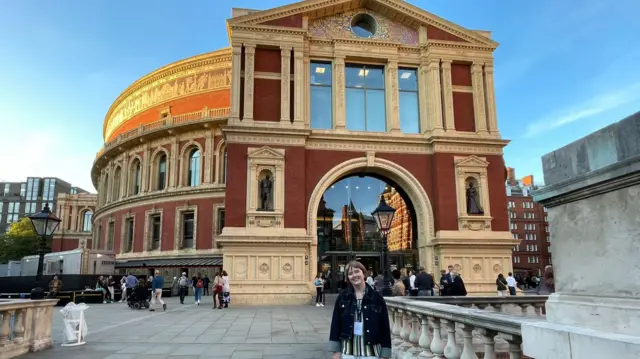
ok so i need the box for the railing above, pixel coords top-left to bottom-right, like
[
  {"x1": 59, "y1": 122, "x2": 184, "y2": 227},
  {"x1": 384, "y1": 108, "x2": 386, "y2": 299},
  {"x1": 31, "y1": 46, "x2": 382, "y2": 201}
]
[
  {"x1": 96, "y1": 106, "x2": 230, "y2": 159},
  {"x1": 385, "y1": 296, "x2": 548, "y2": 359},
  {"x1": 0, "y1": 299, "x2": 58, "y2": 359}
]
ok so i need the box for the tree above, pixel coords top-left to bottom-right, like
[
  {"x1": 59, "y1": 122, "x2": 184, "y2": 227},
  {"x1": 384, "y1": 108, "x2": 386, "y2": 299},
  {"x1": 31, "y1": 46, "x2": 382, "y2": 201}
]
[{"x1": 0, "y1": 217, "x2": 50, "y2": 264}]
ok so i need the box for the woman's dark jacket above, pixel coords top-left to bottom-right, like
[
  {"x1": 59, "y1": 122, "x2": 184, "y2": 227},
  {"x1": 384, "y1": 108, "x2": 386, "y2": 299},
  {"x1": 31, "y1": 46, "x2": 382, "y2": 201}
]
[
  {"x1": 328, "y1": 284, "x2": 392, "y2": 358},
  {"x1": 448, "y1": 276, "x2": 467, "y2": 296},
  {"x1": 496, "y1": 278, "x2": 507, "y2": 291}
]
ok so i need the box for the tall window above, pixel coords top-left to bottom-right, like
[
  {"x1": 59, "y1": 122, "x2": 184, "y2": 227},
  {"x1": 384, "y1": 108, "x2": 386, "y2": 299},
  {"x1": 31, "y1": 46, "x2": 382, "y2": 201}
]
[
  {"x1": 20, "y1": 184, "x2": 26, "y2": 198},
  {"x1": 151, "y1": 215, "x2": 161, "y2": 250},
  {"x1": 112, "y1": 167, "x2": 121, "y2": 200},
  {"x1": 221, "y1": 149, "x2": 227, "y2": 184},
  {"x1": 398, "y1": 68, "x2": 420, "y2": 133},
  {"x1": 82, "y1": 211, "x2": 93, "y2": 232},
  {"x1": 107, "y1": 222, "x2": 115, "y2": 251},
  {"x1": 188, "y1": 149, "x2": 201, "y2": 187},
  {"x1": 182, "y1": 211, "x2": 195, "y2": 248},
  {"x1": 125, "y1": 218, "x2": 134, "y2": 252},
  {"x1": 6, "y1": 202, "x2": 20, "y2": 224},
  {"x1": 42, "y1": 179, "x2": 50, "y2": 201},
  {"x1": 26, "y1": 179, "x2": 33, "y2": 200},
  {"x1": 157, "y1": 155, "x2": 167, "y2": 190},
  {"x1": 310, "y1": 62, "x2": 333, "y2": 129},
  {"x1": 345, "y1": 64, "x2": 386, "y2": 132},
  {"x1": 217, "y1": 208, "x2": 225, "y2": 235},
  {"x1": 132, "y1": 161, "x2": 141, "y2": 195},
  {"x1": 4, "y1": 184, "x2": 10, "y2": 196}
]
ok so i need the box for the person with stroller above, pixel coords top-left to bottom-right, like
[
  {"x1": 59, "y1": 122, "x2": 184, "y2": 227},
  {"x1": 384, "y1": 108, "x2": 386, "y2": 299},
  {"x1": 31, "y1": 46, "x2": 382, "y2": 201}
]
[{"x1": 128, "y1": 278, "x2": 150, "y2": 310}]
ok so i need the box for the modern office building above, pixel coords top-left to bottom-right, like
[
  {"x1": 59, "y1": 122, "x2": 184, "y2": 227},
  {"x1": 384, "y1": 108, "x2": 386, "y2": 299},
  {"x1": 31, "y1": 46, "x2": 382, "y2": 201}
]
[
  {"x1": 91, "y1": 0, "x2": 516, "y2": 304},
  {"x1": 0, "y1": 177, "x2": 88, "y2": 233},
  {"x1": 505, "y1": 168, "x2": 552, "y2": 276}
]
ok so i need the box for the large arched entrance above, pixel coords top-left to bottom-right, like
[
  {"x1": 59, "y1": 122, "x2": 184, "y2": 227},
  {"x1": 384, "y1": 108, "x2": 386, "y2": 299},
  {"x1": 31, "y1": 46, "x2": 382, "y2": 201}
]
[{"x1": 307, "y1": 156, "x2": 435, "y2": 292}]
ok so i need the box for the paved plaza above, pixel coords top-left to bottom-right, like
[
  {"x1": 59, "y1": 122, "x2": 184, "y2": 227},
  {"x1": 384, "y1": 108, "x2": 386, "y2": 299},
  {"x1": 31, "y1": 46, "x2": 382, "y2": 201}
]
[{"x1": 22, "y1": 297, "x2": 335, "y2": 359}]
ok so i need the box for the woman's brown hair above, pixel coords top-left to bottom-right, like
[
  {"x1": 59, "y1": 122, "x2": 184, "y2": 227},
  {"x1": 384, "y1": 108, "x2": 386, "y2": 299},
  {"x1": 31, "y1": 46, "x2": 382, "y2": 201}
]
[{"x1": 344, "y1": 261, "x2": 367, "y2": 285}]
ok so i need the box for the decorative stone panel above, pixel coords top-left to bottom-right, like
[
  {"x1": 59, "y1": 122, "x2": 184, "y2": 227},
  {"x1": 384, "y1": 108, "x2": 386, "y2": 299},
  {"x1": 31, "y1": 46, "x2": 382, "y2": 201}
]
[
  {"x1": 454, "y1": 155, "x2": 492, "y2": 231},
  {"x1": 246, "y1": 146, "x2": 285, "y2": 228}
]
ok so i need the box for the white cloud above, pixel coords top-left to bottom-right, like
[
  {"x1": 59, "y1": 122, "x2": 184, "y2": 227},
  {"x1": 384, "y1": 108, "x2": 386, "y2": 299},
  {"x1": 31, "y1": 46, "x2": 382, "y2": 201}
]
[{"x1": 523, "y1": 82, "x2": 640, "y2": 138}]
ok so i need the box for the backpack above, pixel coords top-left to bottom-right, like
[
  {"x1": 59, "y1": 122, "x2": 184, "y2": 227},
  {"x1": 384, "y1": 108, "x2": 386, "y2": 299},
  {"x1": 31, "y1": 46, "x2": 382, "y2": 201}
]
[
  {"x1": 196, "y1": 279, "x2": 204, "y2": 288},
  {"x1": 179, "y1": 277, "x2": 188, "y2": 286}
]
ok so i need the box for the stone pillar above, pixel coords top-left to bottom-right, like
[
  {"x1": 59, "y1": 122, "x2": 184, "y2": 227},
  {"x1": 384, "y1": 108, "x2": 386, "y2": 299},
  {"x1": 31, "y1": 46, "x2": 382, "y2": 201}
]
[
  {"x1": 169, "y1": 136, "x2": 179, "y2": 188},
  {"x1": 385, "y1": 60, "x2": 401, "y2": 133},
  {"x1": 280, "y1": 46, "x2": 291, "y2": 123},
  {"x1": 120, "y1": 152, "x2": 129, "y2": 197},
  {"x1": 417, "y1": 58, "x2": 429, "y2": 134},
  {"x1": 471, "y1": 63, "x2": 488, "y2": 134},
  {"x1": 141, "y1": 143, "x2": 150, "y2": 192},
  {"x1": 229, "y1": 44, "x2": 242, "y2": 123},
  {"x1": 483, "y1": 63, "x2": 499, "y2": 134},
  {"x1": 204, "y1": 132, "x2": 213, "y2": 184},
  {"x1": 293, "y1": 47, "x2": 304, "y2": 127},
  {"x1": 523, "y1": 112, "x2": 640, "y2": 358},
  {"x1": 441, "y1": 60, "x2": 455, "y2": 131},
  {"x1": 105, "y1": 165, "x2": 113, "y2": 204},
  {"x1": 333, "y1": 56, "x2": 346, "y2": 130},
  {"x1": 70, "y1": 203, "x2": 79, "y2": 231},
  {"x1": 303, "y1": 54, "x2": 311, "y2": 127},
  {"x1": 425, "y1": 59, "x2": 444, "y2": 133},
  {"x1": 243, "y1": 44, "x2": 255, "y2": 123}
]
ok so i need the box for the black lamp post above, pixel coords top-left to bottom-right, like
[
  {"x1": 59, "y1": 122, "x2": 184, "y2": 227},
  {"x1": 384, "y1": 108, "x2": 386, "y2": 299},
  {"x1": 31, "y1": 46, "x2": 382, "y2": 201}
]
[
  {"x1": 27, "y1": 203, "x2": 61, "y2": 300},
  {"x1": 371, "y1": 195, "x2": 395, "y2": 297}
]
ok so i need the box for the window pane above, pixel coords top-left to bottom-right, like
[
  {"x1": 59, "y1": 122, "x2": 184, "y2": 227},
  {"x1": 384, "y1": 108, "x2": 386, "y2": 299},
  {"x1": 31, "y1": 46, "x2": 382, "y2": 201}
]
[
  {"x1": 399, "y1": 91, "x2": 420, "y2": 134},
  {"x1": 346, "y1": 88, "x2": 366, "y2": 131},
  {"x1": 310, "y1": 86, "x2": 333, "y2": 129},
  {"x1": 311, "y1": 63, "x2": 332, "y2": 85},
  {"x1": 189, "y1": 150, "x2": 201, "y2": 186},
  {"x1": 345, "y1": 66, "x2": 365, "y2": 88},
  {"x1": 398, "y1": 69, "x2": 417, "y2": 91},
  {"x1": 365, "y1": 89, "x2": 386, "y2": 132},
  {"x1": 365, "y1": 67, "x2": 384, "y2": 89}
]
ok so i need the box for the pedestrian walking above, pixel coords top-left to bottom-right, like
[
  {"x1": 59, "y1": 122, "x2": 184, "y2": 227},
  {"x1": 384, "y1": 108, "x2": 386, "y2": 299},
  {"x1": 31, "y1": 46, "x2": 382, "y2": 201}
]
[{"x1": 150, "y1": 270, "x2": 167, "y2": 312}]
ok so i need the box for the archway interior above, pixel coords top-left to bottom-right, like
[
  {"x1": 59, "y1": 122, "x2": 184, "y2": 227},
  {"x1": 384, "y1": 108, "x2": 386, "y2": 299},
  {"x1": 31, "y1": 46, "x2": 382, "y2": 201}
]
[{"x1": 316, "y1": 172, "x2": 419, "y2": 291}]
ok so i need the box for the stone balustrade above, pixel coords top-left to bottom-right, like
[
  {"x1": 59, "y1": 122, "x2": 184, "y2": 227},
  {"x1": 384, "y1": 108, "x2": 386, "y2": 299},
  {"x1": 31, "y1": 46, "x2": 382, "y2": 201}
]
[
  {"x1": 385, "y1": 296, "x2": 549, "y2": 359},
  {"x1": 0, "y1": 299, "x2": 58, "y2": 359}
]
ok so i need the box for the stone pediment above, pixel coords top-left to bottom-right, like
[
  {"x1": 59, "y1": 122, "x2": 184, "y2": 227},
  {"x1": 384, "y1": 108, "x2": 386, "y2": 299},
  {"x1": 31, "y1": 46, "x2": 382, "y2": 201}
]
[
  {"x1": 455, "y1": 155, "x2": 490, "y2": 168},
  {"x1": 247, "y1": 146, "x2": 285, "y2": 160},
  {"x1": 228, "y1": 0, "x2": 497, "y2": 47}
]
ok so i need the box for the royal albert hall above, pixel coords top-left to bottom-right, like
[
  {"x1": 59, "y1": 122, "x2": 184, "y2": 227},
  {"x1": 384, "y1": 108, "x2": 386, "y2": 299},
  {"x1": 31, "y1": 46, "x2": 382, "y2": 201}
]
[{"x1": 91, "y1": 0, "x2": 516, "y2": 304}]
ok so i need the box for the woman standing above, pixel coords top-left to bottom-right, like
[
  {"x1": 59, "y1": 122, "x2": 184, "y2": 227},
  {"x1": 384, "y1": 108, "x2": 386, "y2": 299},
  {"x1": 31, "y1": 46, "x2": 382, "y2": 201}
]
[
  {"x1": 218, "y1": 270, "x2": 230, "y2": 309},
  {"x1": 314, "y1": 273, "x2": 325, "y2": 307},
  {"x1": 496, "y1": 273, "x2": 508, "y2": 297},
  {"x1": 328, "y1": 261, "x2": 391, "y2": 359},
  {"x1": 211, "y1": 272, "x2": 222, "y2": 309}
]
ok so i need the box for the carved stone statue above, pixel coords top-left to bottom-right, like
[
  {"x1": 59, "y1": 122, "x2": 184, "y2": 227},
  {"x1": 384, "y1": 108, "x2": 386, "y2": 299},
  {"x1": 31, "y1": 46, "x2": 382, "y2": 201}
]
[
  {"x1": 466, "y1": 182, "x2": 484, "y2": 215},
  {"x1": 259, "y1": 174, "x2": 273, "y2": 211}
]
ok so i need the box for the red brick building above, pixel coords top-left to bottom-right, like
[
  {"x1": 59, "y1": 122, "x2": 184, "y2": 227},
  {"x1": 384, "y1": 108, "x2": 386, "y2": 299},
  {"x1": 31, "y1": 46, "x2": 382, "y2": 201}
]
[
  {"x1": 506, "y1": 168, "x2": 552, "y2": 276},
  {"x1": 91, "y1": 0, "x2": 517, "y2": 303}
]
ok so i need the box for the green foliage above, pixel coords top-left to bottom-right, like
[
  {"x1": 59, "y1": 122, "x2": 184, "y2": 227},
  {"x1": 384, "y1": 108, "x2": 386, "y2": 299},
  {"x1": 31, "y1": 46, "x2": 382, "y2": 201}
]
[{"x1": 0, "y1": 217, "x2": 49, "y2": 264}]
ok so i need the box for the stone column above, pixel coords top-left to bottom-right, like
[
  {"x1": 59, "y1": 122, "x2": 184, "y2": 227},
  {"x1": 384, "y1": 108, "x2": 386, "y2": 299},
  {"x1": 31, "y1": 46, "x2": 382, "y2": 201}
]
[
  {"x1": 483, "y1": 63, "x2": 498, "y2": 134},
  {"x1": 523, "y1": 112, "x2": 640, "y2": 358},
  {"x1": 441, "y1": 60, "x2": 455, "y2": 131},
  {"x1": 204, "y1": 132, "x2": 213, "y2": 184},
  {"x1": 141, "y1": 143, "x2": 150, "y2": 192},
  {"x1": 243, "y1": 44, "x2": 255, "y2": 122},
  {"x1": 303, "y1": 54, "x2": 311, "y2": 127},
  {"x1": 333, "y1": 56, "x2": 346, "y2": 130},
  {"x1": 229, "y1": 44, "x2": 242, "y2": 123},
  {"x1": 426, "y1": 59, "x2": 444, "y2": 133},
  {"x1": 70, "y1": 203, "x2": 79, "y2": 232},
  {"x1": 280, "y1": 46, "x2": 291, "y2": 123},
  {"x1": 471, "y1": 63, "x2": 488, "y2": 134},
  {"x1": 386, "y1": 60, "x2": 401, "y2": 133},
  {"x1": 169, "y1": 136, "x2": 179, "y2": 188},
  {"x1": 105, "y1": 165, "x2": 113, "y2": 204},
  {"x1": 293, "y1": 47, "x2": 304, "y2": 127},
  {"x1": 120, "y1": 152, "x2": 129, "y2": 197},
  {"x1": 418, "y1": 58, "x2": 429, "y2": 134}
]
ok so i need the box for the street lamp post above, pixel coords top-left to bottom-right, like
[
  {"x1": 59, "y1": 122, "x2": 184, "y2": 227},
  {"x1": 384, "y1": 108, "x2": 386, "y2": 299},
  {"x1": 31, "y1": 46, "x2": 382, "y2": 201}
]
[
  {"x1": 27, "y1": 203, "x2": 61, "y2": 300},
  {"x1": 371, "y1": 195, "x2": 396, "y2": 297}
]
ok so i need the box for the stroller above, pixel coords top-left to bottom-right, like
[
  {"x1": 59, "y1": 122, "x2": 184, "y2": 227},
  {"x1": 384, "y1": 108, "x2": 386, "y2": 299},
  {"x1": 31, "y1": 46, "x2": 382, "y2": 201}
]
[{"x1": 127, "y1": 284, "x2": 150, "y2": 310}]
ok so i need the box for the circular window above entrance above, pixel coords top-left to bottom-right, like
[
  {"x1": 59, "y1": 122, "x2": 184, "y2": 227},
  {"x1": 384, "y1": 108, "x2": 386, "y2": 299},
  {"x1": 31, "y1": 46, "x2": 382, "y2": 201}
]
[{"x1": 350, "y1": 13, "x2": 378, "y2": 38}]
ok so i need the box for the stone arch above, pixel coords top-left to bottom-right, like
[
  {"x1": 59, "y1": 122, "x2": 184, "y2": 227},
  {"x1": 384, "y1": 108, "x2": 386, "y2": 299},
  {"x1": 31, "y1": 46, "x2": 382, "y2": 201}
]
[
  {"x1": 149, "y1": 146, "x2": 170, "y2": 191},
  {"x1": 179, "y1": 140, "x2": 204, "y2": 186},
  {"x1": 307, "y1": 156, "x2": 435, "y2": 264},
  {"x1": 214, "y1": 139, "x2": 227, "y2": 184},
  {"x1": 128, "y1": 155, "x2": 143, "y2": 195}
]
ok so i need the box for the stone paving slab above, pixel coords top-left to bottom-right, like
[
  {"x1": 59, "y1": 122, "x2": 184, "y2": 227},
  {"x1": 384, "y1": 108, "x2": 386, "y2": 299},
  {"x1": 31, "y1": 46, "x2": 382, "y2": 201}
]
[{"x1": 22, "y1": 297, "x2": 335, "y2": 359}]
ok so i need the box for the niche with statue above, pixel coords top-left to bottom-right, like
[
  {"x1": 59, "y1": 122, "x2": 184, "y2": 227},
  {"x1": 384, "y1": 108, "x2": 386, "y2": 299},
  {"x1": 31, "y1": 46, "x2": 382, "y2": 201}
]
[
  {"x1": 454, "y1": 156, "x2": 492, "y2": 231},
  {"x1": 246, "y1": 146, "x2": 285, "y2": 228}
]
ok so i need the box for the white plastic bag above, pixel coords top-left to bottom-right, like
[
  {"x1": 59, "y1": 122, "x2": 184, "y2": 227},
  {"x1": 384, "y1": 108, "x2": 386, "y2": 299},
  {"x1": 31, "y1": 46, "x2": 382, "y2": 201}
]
[{"x1": 60, "y1": 302, "x2": 89, "y2": 344}]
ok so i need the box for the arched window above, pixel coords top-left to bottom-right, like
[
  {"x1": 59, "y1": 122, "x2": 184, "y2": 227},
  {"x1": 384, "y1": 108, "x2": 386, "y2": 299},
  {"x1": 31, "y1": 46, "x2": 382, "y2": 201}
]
[
  {"x1": 222, "y1": 148, "x2": 227, "y2": 184},
  {"x1": 82, "y1": 210, "x2": 93, "y2": 232},
  {"x1": 157, "y1": 154, "x2": 167, "y2": 190},
  {"x1": 131, "y1": 160, "x2": 142, "y2": 195},
  {"x1": 112, "y1": 167, "x2": 121, "y2": 201},
  {"x1": 188, "y1": 148, "x2": 201, "y2": 186}
]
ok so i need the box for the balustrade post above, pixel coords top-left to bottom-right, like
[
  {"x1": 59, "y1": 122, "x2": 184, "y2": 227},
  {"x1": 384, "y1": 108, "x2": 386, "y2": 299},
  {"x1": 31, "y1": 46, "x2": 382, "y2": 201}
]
[
  {"x1": 429, "y1": 317, "x2": 445, "y2": 359},
  {"x1": 417, "y1": 314, "x2": 433, "y2": 358},
  {"x1": 519, "y1": 304, "x2": 530, "y2": 315},
  {"x1": 533, "y1": 303, "x2": 544, "y2": 316},
  {"x1": 441, "y1": 319, "x2": 461, "y2": 359},
  {"x1": 0, "y1": 310, "x2": 12, "y2": 345},
  {"x1": 476, "y1": 328, "x2": 497, "y2": 359},
  {"x1": 491, "y1": 304, "x2": 502, "y2": 313},
  {"x1": 400, "y1": 310, "x2": 412, "y2": 350},
  {"x1": 499, "y1": 333, "x2": 523, "y2": 359},
  {"x1": 405, "y1": 313, "x2": 420, "y2": 357},
  {"x1": 13, "y1": 309, "x2": 25, "y2": 342},
  {"x1": 392, "y1": 308, "x2": 403, "y2": 345},
  {"x1": 459, "y1": 324, "x2": 477, "y2": 359}
]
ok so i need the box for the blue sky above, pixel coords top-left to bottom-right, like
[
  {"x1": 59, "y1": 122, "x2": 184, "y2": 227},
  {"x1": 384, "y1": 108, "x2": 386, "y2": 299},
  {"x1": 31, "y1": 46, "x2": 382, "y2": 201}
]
[{"x1": 1, "y1": 0, "x2": 639, "y2": 192}]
